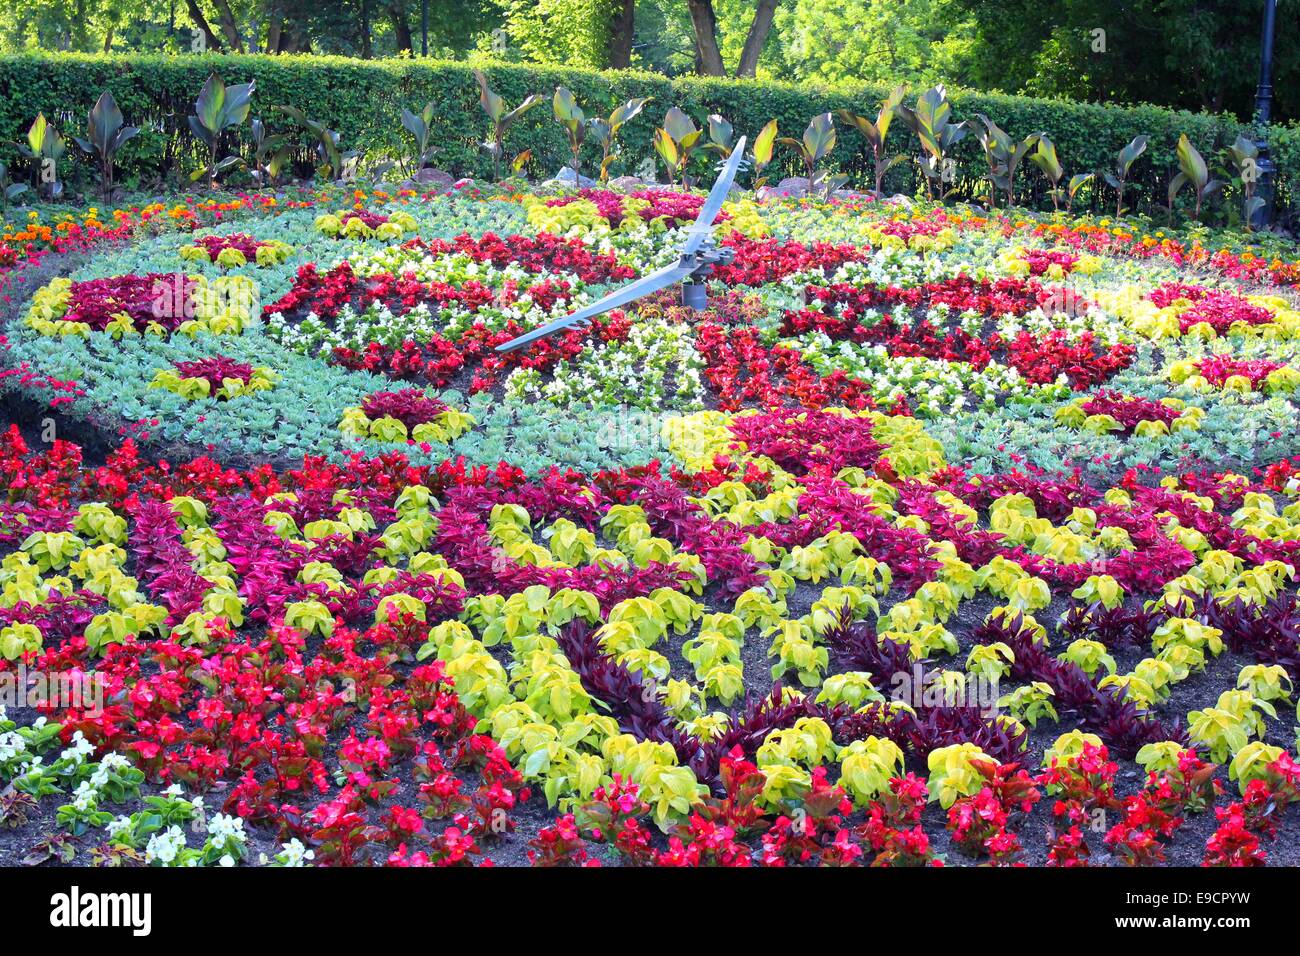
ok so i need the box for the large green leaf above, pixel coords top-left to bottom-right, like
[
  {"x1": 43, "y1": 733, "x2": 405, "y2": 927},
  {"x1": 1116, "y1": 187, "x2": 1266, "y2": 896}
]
[
  {"x1": 553, "y1": 86, "x2": 580, "y2": 123},
  {"x1": 194, "y1": 74, "x2": 226, "y2": 137},
  {"x1": 610, "y1": 97, "x2": 649, "y2": 131},
  {"x1": 752, "y1": 118, "x2": 778, "y2": 166},
  {"x1": 1168, "y1": 170, "x2": 1188, "y2": 205},
  {"x1": 88, "y1": 90, "x2": 124, "y2": 157},
  {"x1": 663, "y1": 107, "x2": 697, "y2": 145},
  {"x1": 26, "y1": 112, "x2": 49, "y2": 155},
  {"x1": 474, "y1": 70, "x2": 505, "y2": 122},
  {"x1": 1176, "y1": 134, "x2": 1208, "y2": 191},
  {"x1": 502, "y1": 94, "x2": 543, "y2": 130},
  {"x1": 221, "y1": 81, "x2": 255, "y2": 127},
  {"x1": 1119, "y1": 135, "x2": 1148, "y2": 173},
  {"x1": 400, "y1": 107, "x2": 428, "y2": 142},
  {"x1": 1030, "y1": 135, "x2": 1063, "y2": 183},
  {"x1": 653, "y1": 127, "x2": 678, "y2": 168},
  {"x1": 707, "y1": 114, "x2": 733, "y2": 151},
  {"x1": 837, "y1": 111, "x2": 882, "y2": 151},
  {"x1": 802, "y1": 112, "x2": 836, "y2": 163},
  {"x1": 876, "y1": 84, "x2": 907, "y2": 142}
]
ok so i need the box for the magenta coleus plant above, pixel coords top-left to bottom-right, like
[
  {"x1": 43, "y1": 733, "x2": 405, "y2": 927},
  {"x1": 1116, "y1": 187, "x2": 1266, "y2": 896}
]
[
  {"x1": 359, "y1": 389, "x2": 450, "y2": 429},
  {"x1": 1079, "y1": 391, "x2": 1182, "y2": 429}
]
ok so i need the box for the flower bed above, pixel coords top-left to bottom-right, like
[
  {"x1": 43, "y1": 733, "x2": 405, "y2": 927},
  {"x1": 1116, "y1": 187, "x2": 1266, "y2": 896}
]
[{"x1": 2, "y1": 183, "x2": 1300, "y2": 868}]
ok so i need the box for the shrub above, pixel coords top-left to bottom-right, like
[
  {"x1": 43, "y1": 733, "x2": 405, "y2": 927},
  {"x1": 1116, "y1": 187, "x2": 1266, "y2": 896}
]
[{"x1": 0, "y1": 51, "x2": 1268, "y2": 217}]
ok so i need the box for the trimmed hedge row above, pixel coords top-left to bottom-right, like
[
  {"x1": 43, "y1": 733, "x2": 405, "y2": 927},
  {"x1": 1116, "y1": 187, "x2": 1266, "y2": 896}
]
[{"x1": 0, "y1": 51, "x2": 1295, "y2": 219}]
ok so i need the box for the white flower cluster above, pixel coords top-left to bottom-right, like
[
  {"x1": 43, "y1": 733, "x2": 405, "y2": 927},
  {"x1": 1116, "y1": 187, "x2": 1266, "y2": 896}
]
[
  {"x1": 145, "y1": 825, "x2": 188, "y2": 865},
  {"x1": 794, "y1": 332, "x2": 1063, "y2": 417},
  {"x1": 995, "y1": 303, "x2": 1131, "y2": 346},
  {"x1": 259, "y1": 838, "x2": 315, "y2": 867},
  {"x1": 87, "y1": 751, "x2": 131, "y2": 788},
  {"x1": 0, "y1": 730, "x2": 27, "y2": 771},
  {"x1": 504, "y1": 316, "x2": 704, "y2": 411},
  {"x1": 58, "y1": 730, "x2": 96, "y2": 766},
  {"x1": 206, "y1": 812, "x2": 247, "y2": 853}
]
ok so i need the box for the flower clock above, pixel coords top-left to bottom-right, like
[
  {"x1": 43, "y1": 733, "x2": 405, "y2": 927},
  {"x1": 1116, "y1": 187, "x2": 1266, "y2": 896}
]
[{"x1": 1, "y1": 182, "x2": 1300, "y2": 868}]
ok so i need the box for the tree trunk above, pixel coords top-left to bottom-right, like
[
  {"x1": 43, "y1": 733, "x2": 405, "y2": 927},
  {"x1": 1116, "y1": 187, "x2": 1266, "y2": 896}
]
[
  {"x1": 735, "y1": 0, "x2": 778, "y2": 77},
  {"x1": 211, "y1": 0, "x2": 245, "y2": 52},
  {"x1": 281, "y1": 19, "x2": 310, "y2": 53},
  {"x1": 389, "y1": 2, "x2": 413, "y2": 52},
  {"x1": 360, "y1": 0, "x2": 373, "y2": 58},
  {"x1": 266, "y1": 17, "x2": 282, "y2": 52},
  {"x1": 184, "y1": 0, "x2": 223, "y2": 51},
  {"x1": 71, "y1": 0, "x2": 90, "y2": 50},
  {"x1": 103, "y1": 24, "x2": 115, "y2": 52},
  {"x1": 608, "y1": 0, "x2": 634, "y2": 69},
  {"x1": 685, "y1": 0, "x2": 726, "y2": 75}
]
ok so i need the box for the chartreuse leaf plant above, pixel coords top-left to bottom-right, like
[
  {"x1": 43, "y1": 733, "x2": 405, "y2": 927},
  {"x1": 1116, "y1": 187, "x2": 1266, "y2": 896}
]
[
  {"x1": 927, "y1": 743, "x2": 997, "y2": 809},
  {"x1": 1060, "y1": 639, "x2": 1116, "y2": 678},
  {"x1": 838, "y1": 736, "x2": 905, "y2": 805},
  {"x1": 966, "y1": 642, "x2": 1014, "y2": 683},
  {"x1": 766, "y1": 619, "x2": 829, "y2": 687},
  {"x1": 1186, "y1": 689, "x2": 1276, "y2": 763},
  {"x1": 1236, "y1": 664, "x2": 1293, "y2": 705},
  {"x1": 1228, "y1": 741, "x2": 1286, "y2": 795},
  {"x1": 998, "y1": 682, "x2": 1059, "y2": 728},
  {"x1": 603, "y1": 735, "x2": 705, "y2": 830}
]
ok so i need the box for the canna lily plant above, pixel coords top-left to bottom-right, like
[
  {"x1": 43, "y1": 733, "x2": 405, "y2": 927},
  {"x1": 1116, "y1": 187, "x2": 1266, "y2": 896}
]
[
  {"x1": 188, "y1": 73, "x2": 255, "y2": 188},
  {"x1": 18, "y1": 112, "x2": 65, "y2": 199},
  {"x1": 275, "y1": 106, "x2": 359, "y2": 182},
  {"x1": 653, "y1": 107, "x2": 704, "y2": 186},
  {"x1": 72, "y1": 90, "x2": 139, "y2": 199},
  {"x1": 898, "y1": 85, "x2": 968, "y2": 201},
  {"x1": 837, "y1": 84, "x2": 907, "y2": 200},
  {"x1": 1168, "y1": 133, "x2": 1222, "y2": 222},
  {"x1": 585, "y1": 96, "x2": 650, "y2": 182},
  {"x1": 780, "y1": 112, "x2": 844, "y2": 198},
  {"x1": 1224, "y1": 134, "x2": 1266, "y2": 228},
  {"x1": 248, "y1": 117, "x2": 289, "y2": 188},
  {"x1": 552, "y1": 87, "x2": 587, "y2": 188},
  {"x1": 973, "y1": 114, "x2": 1039, "y2": 209},
  {"x1": 399, "y1": 99, "x2": 440, "y2": 175},
  {"x1": 1103, "y1": 134, "x2": 1148, "y2": 217},
  {"x1": 1028, "y1": 134, "x2": 1093, "y2": 212},
  {"x1": 473, "y1": 70, "x2": 544, "y2": 182},
  {"x1": 749, "y1": 118, "x2": 778, "y2": 188}
]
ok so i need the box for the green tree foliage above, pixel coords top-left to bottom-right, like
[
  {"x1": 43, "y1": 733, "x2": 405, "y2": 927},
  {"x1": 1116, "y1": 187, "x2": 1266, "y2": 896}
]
[
  {"x1": 945, "y1": 0, "x2": 1298, "y2": 121},
  {"x1": 494, "y1": 0, "x2": 613, "y2": 69},
  {"x1": 0, "y1": 0, "x2": 1295, "y2": 124},
  {"x1": 776, "y1": 0, "x2": 976, "y2": 87}
]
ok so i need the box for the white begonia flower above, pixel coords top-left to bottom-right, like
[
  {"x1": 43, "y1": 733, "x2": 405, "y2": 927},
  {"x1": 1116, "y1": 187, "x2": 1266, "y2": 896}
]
[
  {"x1": 0, "y1": 731, "x2": 26, "y2": 762},
  {"x1": 146, "y1": 825, "x2": 187, "y2": 865},
  {"x1": 71, "y1": 781, "x2": 98, "y2": 811}
]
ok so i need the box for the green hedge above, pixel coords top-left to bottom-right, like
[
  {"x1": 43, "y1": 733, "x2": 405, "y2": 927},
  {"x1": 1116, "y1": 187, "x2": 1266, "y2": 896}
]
[{"x1": 0, "y1": 51, "x2": 1292, "y2": 220}]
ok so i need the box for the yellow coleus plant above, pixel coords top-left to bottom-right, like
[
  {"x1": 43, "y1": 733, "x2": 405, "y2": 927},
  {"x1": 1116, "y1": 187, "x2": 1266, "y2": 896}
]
[
  {"x1": 926, "y1": 743, "x2": 996, "y2": 808},
  {"x1": 838, "y1": 736, "x2": 905, "y2": 804}
]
